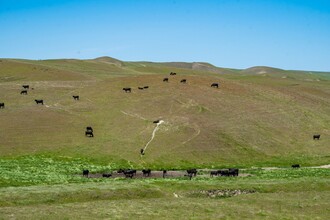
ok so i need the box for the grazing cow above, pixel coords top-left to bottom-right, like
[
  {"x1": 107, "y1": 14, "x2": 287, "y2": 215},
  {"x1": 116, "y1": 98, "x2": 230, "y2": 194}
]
[
  {"x1": 35, "y1": 99, "x2": 43, "y2": 105},
  {"x1": 73, "y1": 95, "x2": 79, "y2": 100},
  {"x1": 163, "y1": 78, "x2": 169, "y2": 82},
  {"x1": 138, "y1": 87, "x2": 144, "y2": 90},
  {"x1": 313, "y1": 134, "x2": 320, "y2": 140},
  {"x1": 162, "y1": 170, "x2": 167, "y2": 178},
  {"x1": 218, "y1": 169, "x2": 229, "y2": 177},
  {"x1": 180, "y1": 79, "x2": 187, "y2": 83},
  {"x1": 85, "y1": 131, "x2": 94, "y2": 137},
  {"x1": 117, "y1": 169, "x2": 124, "y2": 174},
  {"x1": 142, "y1": 169, "x2": 151, "y2": 177},
  {"x1": 123, "y1": 88, "x2": 131, "y2": 93},
  {"x1": 187, "y1": 169, "x2": 197, "y2": 176},
  {"x1": 102, "y1": 173, "x2": 112, "y2": 178},
  {"x1": 20, "y1": 90, "x2": 28, "y2": 95},
  {"x1": 143, "y1": 86, "x2": 149, "y2": 89},
  {"x1": 140, "y1": 149, "x2": 145, "y2": 155},
  {"x1": 170, "y1": 72, "x2": 177, "y2": 75},
  {"x1": 22, "y1": 85, "x2": 29, "y2": 89},
  {"x1": 292, "y1": 164, "x2": 300, "y2": 168},
  {"x1": 86, "y1": 126, "x2": 93, "y2": 132},
  {"x1": 0, "y1": 103, "x2": 4, "y2": 109},
  {"x1": 211, "y1": 83, "x2": 219, "y2": 88},
  {"x1": 153, "y1": 120, "x2": 160, "y2": 124},
  {"x1": 83, "y1": 169, "x2": 89, "y2": 177},
  {"x1": 210, "y1": 170, "x2": 218, "y2": 177},
  {"x1": 228, "y1": 168, "x2": 239, "y2": 177},
  {"x1": 123, "y1": 169, "x2": 136, "y2": 178}
]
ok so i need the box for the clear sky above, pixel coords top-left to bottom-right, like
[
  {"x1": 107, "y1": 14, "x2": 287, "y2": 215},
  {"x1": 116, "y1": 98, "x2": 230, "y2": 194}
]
[{"x1": 0, "y1": 0, "x2": 329, "y2": 71}]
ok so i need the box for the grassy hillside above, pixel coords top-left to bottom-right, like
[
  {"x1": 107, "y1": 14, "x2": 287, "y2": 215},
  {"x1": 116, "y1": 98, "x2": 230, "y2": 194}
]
[{"x1": 0, "y1": 57, "x2": 329, "y2": 168}]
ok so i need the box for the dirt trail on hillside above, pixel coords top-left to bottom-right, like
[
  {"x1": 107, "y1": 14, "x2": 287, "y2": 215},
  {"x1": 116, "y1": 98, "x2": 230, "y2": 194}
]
[{"x1": 142, "y1": 120, "x2": 164, "y2": 153}]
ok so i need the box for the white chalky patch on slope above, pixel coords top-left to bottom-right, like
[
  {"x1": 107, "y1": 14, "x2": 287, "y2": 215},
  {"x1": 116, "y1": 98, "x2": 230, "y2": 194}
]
[{"x1": 142, "y1": 120, "x2": 164, "y2": 153}]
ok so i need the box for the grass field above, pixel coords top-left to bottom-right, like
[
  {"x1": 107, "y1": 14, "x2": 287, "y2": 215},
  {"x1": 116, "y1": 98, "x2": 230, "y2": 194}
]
[{"x1": 0, "y1": 57, "x2": 329, "y2": 219}]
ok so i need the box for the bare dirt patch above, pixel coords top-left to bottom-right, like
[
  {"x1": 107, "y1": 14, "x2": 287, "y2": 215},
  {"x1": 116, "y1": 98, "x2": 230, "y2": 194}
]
[{"x1": 191, "y1": 189, "x2": 256, "y2": 198}]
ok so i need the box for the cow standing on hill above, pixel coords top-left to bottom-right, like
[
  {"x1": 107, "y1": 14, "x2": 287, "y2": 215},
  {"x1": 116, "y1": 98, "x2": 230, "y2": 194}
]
[
  {"x1": 163, "y1": 78, "x2": 169, "y2": 82},
  {"x1": 83, "y1": 169, "x2": 89, "y2": 177},
  {"x1": 162, "y1": 170, "x2": 167, "y2": 178},
  {"x1": 313, "y1": 134, "x2": 320, "y2": 140},
  {"x1": 218, "y1": 169, "x2": 229, "y2": 176},
  {"x1": 180, "y1": 79, "x2": 187, "y2": 83},
  {"x1": 85, "y1": 131, "x2": 94, "y2": 137},
  {"x1": 210, "y1": 170, "x2": 218, "y2": 177},
  {"x1": 211, "y1": 83, "x2": 219, "y2": 88},
  {"x1": 142, "y1": 169, "x2": 151, "y2": 177},
  {"x1": 22, "y1": 85, "x2": 29, "y2": 89},
  {"x1": 73, "y1": 95, "x2": 79, "y2": 100},
  {"x1": 122, "y1": 169, "x2": 136, "y2": 178},
  {"x1": 35, "y1": 99, "x2": 43, "y2": 105},
  {"x1": 228, "y1": 168, "x2": 239, "y2": 176},
  {"x1": 0, "y1": 103, "x2": 4, "y2": 109},
  {"x1": 187, "y1": 169, "x2": 197, "y2": 176},
  {"x1": 20, "y1": 90, "x2": 28, "y2": 95},
  {"x1": 102, "y1": 173, "x2": 112, "y2": 178},
  {"x1": 123, "y1": 88, "x2": 131, "y2": 93}
]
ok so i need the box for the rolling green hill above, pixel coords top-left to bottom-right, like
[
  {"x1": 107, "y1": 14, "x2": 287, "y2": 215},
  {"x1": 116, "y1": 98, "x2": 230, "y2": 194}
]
[{"x1": 0, "y1": 57, "x2": 329, "y2": 168}]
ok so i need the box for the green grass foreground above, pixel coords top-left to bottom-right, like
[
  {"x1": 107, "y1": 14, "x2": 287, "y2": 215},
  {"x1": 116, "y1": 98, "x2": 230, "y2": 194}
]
[{"x1": 0, "y1": 156, "x2": 329, "y2": 219}]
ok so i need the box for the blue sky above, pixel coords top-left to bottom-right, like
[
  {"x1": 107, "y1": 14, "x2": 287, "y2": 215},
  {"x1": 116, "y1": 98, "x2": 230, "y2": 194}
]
[{"x1": 0, "y1": 0, "x2": 329, "y2": 71}]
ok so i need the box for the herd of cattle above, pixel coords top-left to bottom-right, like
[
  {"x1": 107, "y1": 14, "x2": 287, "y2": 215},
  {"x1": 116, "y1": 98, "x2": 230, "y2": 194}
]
[
  {"x1": 82, "y1": 168, "x2": 239, "y2": 180},
  {"x1": 121, "y1": 72, "x2": 218, "y2": 93},
  {"x1": 81, "y1": 164, "x2": 303, "y2": 180}
]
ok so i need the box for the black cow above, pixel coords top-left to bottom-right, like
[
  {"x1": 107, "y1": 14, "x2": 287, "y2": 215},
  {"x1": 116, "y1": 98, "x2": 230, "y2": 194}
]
[
  {"x1": 123, "y1": 88, "x2": 131, "y2": 93},
  {"x1": 163, "y1": 78, "x2": 169, "y2": 82},
  {"x1": 313, "y1": 134, "x2": 320, "y2": 140},
  {"x1": 138, "y1": 87, "x2": 144, "y2": 90},
  {"x1": 210, "y1": 170, "x2": 218, "y2": 177},
  {"x1": 170, "y1": 72, "x2": 177, "y2": 75},
  {"x1": 142, "y1": 169, "x2": 151, "y2": 177},
  {"x1": 117, "y1": 169, "x2": 124, "y2": 174},
  {"x1": 102, "y1": 173, "x2": 112, "y2": 178},
  {"x1": 228, "y1": 168, "x2": 239, "y2": 177},
  {"x1": 187, "y1": 169, "x2": 197, "y2": 176},
  {"x1": 143, "y1": 86, "x2": 149, "y2": 89},
  {"x1": 162, "y1": 170, "x2": 167, "y2": 178},
  {"x1": 140, "y1": 149, "x2": 145, "y2": 155},
  {"x1": 0, "y1": 103, "x2": 4, "y2": 109},
  {"x1": 85, "y1": 131, "x2": 94, "y2": 137},
  {"x1": 35, "y1": 99, "x2": 43, "y2": 105},
  {"x1": 83, "y1": 169, "x2": 89, "y2": 177},
  {"x1": 22, "y1": 85, "x2": 29, "y2": 89},
  {"x1": 86, "y1": 126, "x2": 93, "y2": 132},
  {"x1": 153, "y1": 120, "x2": 160, "y2": 124},
  {"x1": 218, "y1": 169, "x2": 229, "y2": 176},
  {"x1": 73, "y1": 95, "x2": 79, "y2": 100},
  {"x1": 180, "y1": 79, "x2": 187, "y2": 83},
  {"x1": 211, "y1": 83, "x2": 219, "y2": 88},
  {"x1": 123, "y1": 169, "x2": 136, "y2": 178},
  {"x1": 292, "y1": 164, "x2": 300, "y2": 168},
  {"x1": 20, "y1": 90, "x2": 28, "y2": 95}
]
